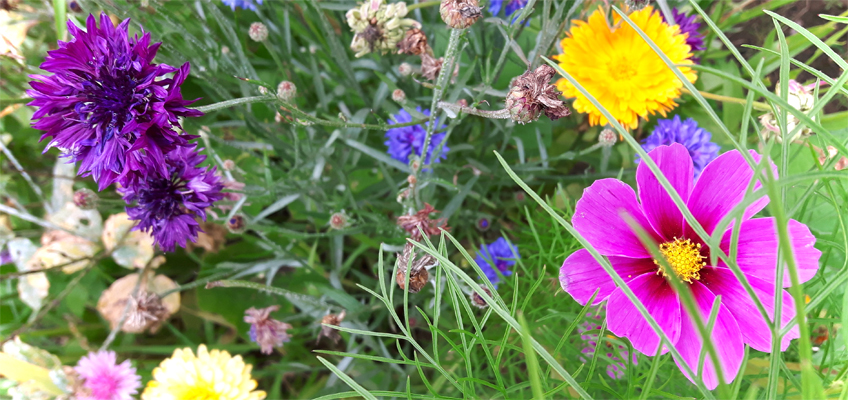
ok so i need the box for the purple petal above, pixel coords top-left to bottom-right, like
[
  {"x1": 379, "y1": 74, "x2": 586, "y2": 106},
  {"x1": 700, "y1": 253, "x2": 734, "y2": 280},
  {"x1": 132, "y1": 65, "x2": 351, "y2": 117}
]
[
  {"x1": 559, "y1": 249, "x2": 656, "y2": 305},
  {"x1": 637, "y1": 144, "x2": 694, "y2": 241},
  {"x1": 718, "y1": 218, "x2": 820, "y2": 287},
  {"x1": 606, "y1": 273, "x2": 681, "y2": 356},
  {"x1": 700, "y1": 267, "x2": 799, "y2": 352},
  {"x1": 686, "y1": 150, "x2": 773, "y2": 236},
  {"x1": 672, "y1": 282, "x2": 744, "y2": 390},
  {"x1": 573, "y1": 179, "x2": 663, "y2": 258}
]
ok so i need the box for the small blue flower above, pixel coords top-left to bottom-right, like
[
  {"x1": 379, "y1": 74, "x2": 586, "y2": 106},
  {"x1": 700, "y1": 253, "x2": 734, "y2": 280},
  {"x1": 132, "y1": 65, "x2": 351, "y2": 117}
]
[
  {"x1": 474, "y1": 237, "x2": 520, "y2": 287},
  {"x1": 489, "y1": 0, "x2": 528, "y2": 20},
  {"x1": 384, "y1": 108, "x2": 449, "y2": 165},
  {"x1": 221, "y1": 0, "x2": 263, "y2": 11},
  {"x1": 637, "y1": 115, "x2": 720, "y2": 178}
]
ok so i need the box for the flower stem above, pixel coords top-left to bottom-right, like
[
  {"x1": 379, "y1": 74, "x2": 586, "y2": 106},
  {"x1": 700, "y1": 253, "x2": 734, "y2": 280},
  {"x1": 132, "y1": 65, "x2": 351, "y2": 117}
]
[
  {"x1": 407, "y1": 0, "x2": 441, "y2": 11},
  {"x1": 196, "y1": 95, "x2": 277, "y2": 113},
  {"x1": 681, "y1": 88, "x2": 771, "y2": 111},
  {"x1": 436, "y1": 101, "x2": 510, "y2": 119},
  {"x1": 419, "y1": 28, "x2": 463, "y2": 177}
]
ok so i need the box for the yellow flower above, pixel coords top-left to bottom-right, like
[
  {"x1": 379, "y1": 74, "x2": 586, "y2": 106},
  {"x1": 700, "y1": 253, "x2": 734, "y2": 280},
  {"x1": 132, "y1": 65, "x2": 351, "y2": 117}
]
[
  {"x1": 141, "y1": 345, "x2": 266, "y2": 400},
  {"x1": 554, "y1": 6, "x2": 697, "y2": 130}
]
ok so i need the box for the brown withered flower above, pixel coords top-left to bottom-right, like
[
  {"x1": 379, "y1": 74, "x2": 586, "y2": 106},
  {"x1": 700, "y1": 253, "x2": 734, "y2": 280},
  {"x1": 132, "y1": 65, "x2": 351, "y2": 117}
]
[
  {"x1": 420, "y1": 54, "x2": 444, "y2": 81},
  {"x1": 506, "y1": 64, "x2": 571, "y2": 124},
  {"x1": 395, "y1": 242, "x2": 436, "y2": 293},
  {"x1": 125, "y1": 290, "x2": 169, "y2": 332},
  {"x1": 397, "y1": 28, "x2": 430, "y2": 56},
  {"x1": 244, "y1": 305, "x2": 293, "y2": 355},
  {"x1": 470, "y1": 285, "x2": 492, "y2": 308},
  {"x1": 317, "y1": 310, "x2": 347, "y2": 344},
  {"x1": 440, "y1": 0, "x2": 482, "y2": 29},
  {"x1": 396, "y1": 203, "x2": 450, "y2": 241}
]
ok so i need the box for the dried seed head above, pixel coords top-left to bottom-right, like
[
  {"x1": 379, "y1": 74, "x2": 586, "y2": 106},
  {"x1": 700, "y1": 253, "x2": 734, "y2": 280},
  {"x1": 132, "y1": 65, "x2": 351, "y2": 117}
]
[
  {"x1": 398, "y1": 62, "x2": 414, "y2": 76},
  {"x1": 392, "y1": 89, "x2": 407, "y2": 103},
  {"x1": 397, "y1": 28, "x2": 430, "y2": 55},
  {"x1": 440, "y1": 0, "x2": 482, "y2": 29},
  {"x1": 624, "y1": 0, "x2": 651, "y2": 11},
  {"x1": 506, "y1": 65, "x2": 571, "y2": 124},
  {"x1": 396, "y1": 203, "x2": 450, "y2": 241},
  {"x1": 277, "y1": 81, "x2": 297, "y2": 102},
  {"x1": 227, "y1": 214, "x2": 247, "y2": 234},
  {"x1": 470, "y1": 285, "x2": 492, "y2": 308},
  {"x1": 599, "y1": 128, "x2": 617, "y2": 147},
  {"x1": 395, "y1": 242, "x2": 435, "y2": 293},
  {"x1": 244, "y1": 305, "x2": 293, "y2": 354},
  {"x1": 329, "y1": 211, "x2": 349, "y2": 230},
  {"x1": 73, "y1": 188, "x2": 99, "y2": 210},
  {"x1": 125, "y1": 290, "x2": 169, "y2": 332},
  {"x1": 318, "y1": 310, "x2": 347, "y2": 344},
  {"x1": 420, "y1": 54, "x2": 444, "y2": 81},
  {"x1": 346, "y1": 0, "x2": 421, "y2": 57},
  {"x1": 248, "y1": 22, "x2": 269, "y2": 42}
]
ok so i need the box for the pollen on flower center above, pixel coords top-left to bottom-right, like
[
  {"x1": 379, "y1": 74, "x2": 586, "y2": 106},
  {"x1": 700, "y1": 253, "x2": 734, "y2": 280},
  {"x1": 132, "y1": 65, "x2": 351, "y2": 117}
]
[
  {"x1": 609, "y1": 58, "x2": 638, "y2": 81},
  {"x1": 653, "y1": 238, "x2": 706, "y2": 283}
]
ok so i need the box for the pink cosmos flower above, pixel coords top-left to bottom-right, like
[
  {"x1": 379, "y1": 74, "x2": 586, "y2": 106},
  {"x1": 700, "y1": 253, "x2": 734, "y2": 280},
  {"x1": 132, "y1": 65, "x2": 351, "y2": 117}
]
[
  {"x1": 74, "y1": 350, "x2": 141, "y2": 400},
  {"x1": 560, "y1": 144, "x2": 820, "y2": 389}
]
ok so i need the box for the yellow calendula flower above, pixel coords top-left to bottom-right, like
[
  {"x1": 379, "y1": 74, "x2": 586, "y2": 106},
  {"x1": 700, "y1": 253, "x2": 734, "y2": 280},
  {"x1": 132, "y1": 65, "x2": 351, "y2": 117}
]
[
  {"x1": 554, "y1": 6, "x2": 697, "y2": 130},
  {"x1": 141, "y1": 345, "x2": 266, "y2": 400}
]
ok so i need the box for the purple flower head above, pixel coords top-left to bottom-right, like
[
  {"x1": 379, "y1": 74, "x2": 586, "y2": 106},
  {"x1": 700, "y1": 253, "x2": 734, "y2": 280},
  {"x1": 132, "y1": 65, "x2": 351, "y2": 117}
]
[
  {"x1": 474, "y1": 237, "x2": 520, "y2": 287},
  {"x1": 120, "y1": 145, "x2": 223, "y2": 252},
  {"x1": 28, "y1": 14, "x2": 201, "y2": 191},
  {"x1": 560, "y1": 144, "x2": 821, "y2": 389},
  {"x1": 663, "y1": 8, "x2": 705, "y2": 62},
  {"x1": 489, "y1": 0, "x2": 528, "y2": 18},
  {"x1": 222, "y1": 0, "x2": 263, "y2": 11},
  {"x1": 0, "y1": 247, "x2": 11, "y2": 265},
  {"x1": 244, "y1": 305, "x2": 293, "y2": 354},
  {"x1": 638, "y1": 115, "x2": 719, "y2": 178},
  {"x1": 74, "y1": 350, "x2": 141, "y2": 400},
  {"x1": 384, "y1": 108, "x2": 449, "y2": 165}
]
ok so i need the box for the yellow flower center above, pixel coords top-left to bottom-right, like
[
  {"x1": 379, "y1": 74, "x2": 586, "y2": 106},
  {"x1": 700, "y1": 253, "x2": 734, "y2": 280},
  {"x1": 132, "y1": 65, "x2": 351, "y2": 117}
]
[
  {"x1": 174, "y1": 385, "x2": 220, "y2": 400},
  {"x1": 609, "y1": 57, "x2": 638, "y2": 81},
  {"x1": 654, "y1": 238, "x2": 706, "y2": 283}
]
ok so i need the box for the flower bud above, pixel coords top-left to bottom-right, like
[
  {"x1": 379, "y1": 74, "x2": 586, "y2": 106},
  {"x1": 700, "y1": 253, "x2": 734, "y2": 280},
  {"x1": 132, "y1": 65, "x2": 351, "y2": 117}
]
[
  {"x1": 227, "y1": 214, "x2": 247, "y2": 234},
  {"x1": 470, "y1": 285, "x2": 492, "y2": 308},
  {"x1": 440, "y1": 0, "x2": 482, "y2": 29},
  {"x1": 599, "y1": 128, "x2": 617, "y2": 147},
  {"x1": 476, "y1": 217, "x2": 490, "y2": 231},
  {"x1": 223, "y1": 159, "x2": 236, "y2": 171},
  {"x1": 398, "y1": 63, "x2": 414, "y2": 76},
  {"x1": 392, "y1": 89, "x2": 406, "y2": 103},
  {"x1": 329, "y1": 211, "x2": 349, "y2": 230},
  {"x1": 277, "y1": 81, "x2": 296, "y2": 102},
  {"x1": 73, "y1": 188, "x2": 99, "y2": 210},
  {"x1": 248, "y1": 22, "x2": 268, "y2": 42}
]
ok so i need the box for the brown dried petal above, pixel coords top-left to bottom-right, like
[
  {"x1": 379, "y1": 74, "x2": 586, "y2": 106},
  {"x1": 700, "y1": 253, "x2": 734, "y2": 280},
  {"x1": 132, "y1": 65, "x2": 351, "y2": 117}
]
[
  {"x1": 318, "y1": 310, "x2": 346, "y2": 344},
  {"x1": 397, "y1": 28, "x2": 429, "y2": 56}
]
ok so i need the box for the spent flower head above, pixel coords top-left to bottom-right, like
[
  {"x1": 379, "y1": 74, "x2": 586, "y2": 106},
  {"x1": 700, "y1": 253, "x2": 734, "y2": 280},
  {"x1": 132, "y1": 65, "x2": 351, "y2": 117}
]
[
  {"x1": 440, "y1": 0, "x2": 483, "y2": 29},
  {"x1": 395, "y1": 242, "x2": 435, "y2": 293},
  {"x1": 397, "y1": 28, "x2": 430, "y2": 55},
  {"x1": 244, "y1": 305, "x2": 293, "y2": 355},
  {"x1": 346, "y1": 0, "x2": 421, "y2": 58},
  {"x1": 506, "y1": 65, "x2": 571, "y2": 124},
  {"x1": 318, "y1": 311, "x2": 347, "y2": 344},
  {"x1": 396, "y1": 203, "x2": 450, "y2": 241}
]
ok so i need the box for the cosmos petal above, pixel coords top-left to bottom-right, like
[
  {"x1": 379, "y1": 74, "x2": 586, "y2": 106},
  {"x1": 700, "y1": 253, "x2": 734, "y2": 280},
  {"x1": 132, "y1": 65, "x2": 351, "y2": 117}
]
[{"x1": 607, "y1": 273, "x2": 681, "y2": 356}]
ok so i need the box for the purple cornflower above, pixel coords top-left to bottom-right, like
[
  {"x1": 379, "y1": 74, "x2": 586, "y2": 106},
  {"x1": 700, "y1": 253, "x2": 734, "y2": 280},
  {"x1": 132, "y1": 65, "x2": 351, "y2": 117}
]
[
  {"x1": 489, "y1": 0, "x2": 527, "y2": 18},
  {"x1": 28, "y1": 14, "x2": 201, "y2": 191},
  {"x1": 244, "y1": 305, "x2": 293, "y2": 354},
  {"x1": 474, "y1": 237, "x2": 520, "y2": 287},
  {"x1": 222, "y1": 0, "x2": 263, "y2": 11},
  {"x1": 560, "y1": 144, "x2": 820, "y2": 389},
  {"x1": 638, "y1": 115, "x2": 719, "y2": 178},
  {"x1": 74, "y1": 350, "x2": 141, "y2": 400},
  {"x1": 384, "y1": 108, "x2": 449, "y2": 165},
  {"x1": 664, "y1": 8, "x2": 705, "y2": 62},
  {"x1": 120, "y1": 146, "x2": 223, "y2": 252}
]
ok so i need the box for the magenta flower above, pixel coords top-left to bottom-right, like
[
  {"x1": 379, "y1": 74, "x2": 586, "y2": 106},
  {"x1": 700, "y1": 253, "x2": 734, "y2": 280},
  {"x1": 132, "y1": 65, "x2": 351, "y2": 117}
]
[
  {"x1": 74, "y1": 350, "x2": 141, "y2": 400},
  {"x1": 559, "y1": 143, "x2": 820, "y2": 389}
]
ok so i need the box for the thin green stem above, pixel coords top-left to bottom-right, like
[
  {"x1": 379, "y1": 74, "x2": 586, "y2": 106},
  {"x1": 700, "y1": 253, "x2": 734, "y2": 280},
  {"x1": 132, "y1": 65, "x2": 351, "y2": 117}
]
[
  {"x1": 407, "y1": 0, "x2": 440, "y2": 11},
  {"x1": 681, "y1": 88, "x2": 771, "y2": 111}
]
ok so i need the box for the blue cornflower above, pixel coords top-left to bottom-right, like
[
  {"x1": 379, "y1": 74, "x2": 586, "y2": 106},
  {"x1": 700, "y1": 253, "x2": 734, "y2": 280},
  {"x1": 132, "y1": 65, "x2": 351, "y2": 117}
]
[
  {"x1": 663, "y1": 8, "x2": 705, "y2": 62},
  {"x1": 489, "y1": 0, "x2": 528, "y2": 20},
  {"x1": 221, "y1": 0, "x2": 263, "y2": 11},
  {"x1": 28, "y1": 14, "x2": 202, "y2": 191},
  {"x1": 474, "y1": 237, "x2": 520, "y2": 287},
  {"x1": 120, "y1": 146, "x2": 223, "y2": 252},
  {"x1": 384, "y1": 108, "x2": 449, "y2": 165},
  {"x1": 638, "y1": 115, "x2": 720, "y2": 177}
]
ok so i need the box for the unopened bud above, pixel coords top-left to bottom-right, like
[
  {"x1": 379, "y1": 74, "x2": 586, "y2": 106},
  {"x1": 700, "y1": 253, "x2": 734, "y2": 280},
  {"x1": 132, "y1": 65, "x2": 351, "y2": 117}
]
[
  {"x1": 227, "y1": 214, "x2": 247, "y2": 234},
  {"x1": 476, "y1": 217, "x2": 490, "y2": 231},
  {"x1": 275, "y1": 112, "x2": 284, "y2": 123},
  {"x1": 73, "y1": 188, "x2": 99, "y2": 210},
  {"x1": 222, "y1": 159, "x2": 235, "y2": 171},
  {"x1": 599, "y1": 128, "x2": 617, "y2": 147},
  {"x1": 329, "y1": 211, "x2": 349, "y2": 230},
  {"x1": 456, "y1": 99, "x2": 468, "y2": 107},
  {"x1": 259, "y1": 86, "x2": 268, "y2": 95},
  {"x1": 399, "y1": 63, "x2": 414, "y2": 76},
  {"x1": 470, "y1": 285, "x2": 492, "y2": 308},
  {"x1": 277, "y1": 81, "x2": 297, "y2": 102},
  {"x1": 249, "y1": 22, "x2": 268, "y2": 42},
  {"x1": 440, "y1": 0, "x2": 482, "y2": 29},
  {"x1": 392, "y1": 89, "x2": 406, "y2": 103}
]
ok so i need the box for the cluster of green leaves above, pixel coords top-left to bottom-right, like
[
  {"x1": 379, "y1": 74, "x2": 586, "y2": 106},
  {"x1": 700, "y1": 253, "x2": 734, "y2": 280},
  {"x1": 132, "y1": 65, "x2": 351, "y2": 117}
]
[{"x1": 0, "y1": 0, "x2": 847, "y2": 398}]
